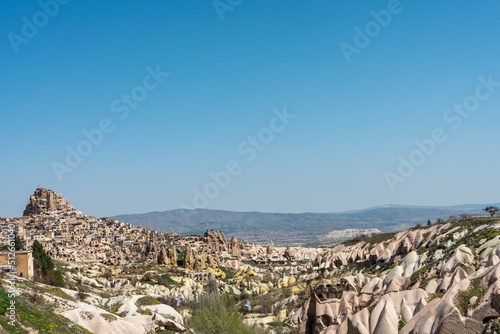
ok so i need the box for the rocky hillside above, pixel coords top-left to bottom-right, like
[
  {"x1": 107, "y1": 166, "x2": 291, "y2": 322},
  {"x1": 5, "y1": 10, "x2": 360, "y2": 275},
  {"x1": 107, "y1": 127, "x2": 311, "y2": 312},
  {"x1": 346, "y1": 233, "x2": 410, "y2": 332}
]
[
  {"x1": 7, "y1": 188, "x2": 500, "y2": 333},
  {"x1": 23, "y1": 188, "x2": 84, "y2": 217},
  {"x1": 312, "y1": 228, "x2": 382, "y2": 247},
  {"x1": 295, "y1": 217, "x2": 500, "y2": 333},
  {"x1": 0, "y1": 277, "x2": 185, "y2": 333}
]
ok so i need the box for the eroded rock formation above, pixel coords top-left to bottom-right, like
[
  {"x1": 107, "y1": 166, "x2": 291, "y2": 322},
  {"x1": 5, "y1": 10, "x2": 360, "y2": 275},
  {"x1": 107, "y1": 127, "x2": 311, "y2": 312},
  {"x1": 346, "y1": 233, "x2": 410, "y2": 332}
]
[
  {"x1": 297, "y1": 219, "x2": 500, "y2": 333},
  {"x1": 23, "y1": 187, "x2": 83, "y2": 217}
]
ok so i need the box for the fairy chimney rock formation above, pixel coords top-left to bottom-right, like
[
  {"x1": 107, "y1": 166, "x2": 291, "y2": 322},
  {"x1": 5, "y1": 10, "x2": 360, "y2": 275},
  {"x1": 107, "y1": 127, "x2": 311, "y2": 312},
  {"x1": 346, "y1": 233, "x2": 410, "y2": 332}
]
[
  {"x1": 284, "y1": 246, "x2": 296, "y2": 261},
  {"x1": 159, "y1": 246, "x2": 169, "y2": 265},
  {"x1": 204, "y1": 229, "x2": 229, "y2": 252},
  {"x1": 230, "y1": 236, "x2": 241, "y2": 258},
  {"x1": 167, "y1": 247, "x2": 177, "y2": 267},
  {"x1": 183, "y1": 246, "x2": 195, "y2": 269}
]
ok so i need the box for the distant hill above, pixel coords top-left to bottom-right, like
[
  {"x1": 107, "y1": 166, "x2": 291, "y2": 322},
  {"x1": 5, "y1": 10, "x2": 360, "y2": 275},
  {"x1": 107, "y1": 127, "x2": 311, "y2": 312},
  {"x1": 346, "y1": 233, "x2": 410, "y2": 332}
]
[{"x1": 110, "y1": 204, "x2": 498, "y2": 245}]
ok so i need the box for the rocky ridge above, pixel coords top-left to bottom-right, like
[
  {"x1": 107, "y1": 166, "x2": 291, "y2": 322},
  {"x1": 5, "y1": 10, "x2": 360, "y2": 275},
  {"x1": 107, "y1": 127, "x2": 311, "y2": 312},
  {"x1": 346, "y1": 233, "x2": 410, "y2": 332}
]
[{"x1": 316, "y1": 228, "x2": 382, "y2": 246}]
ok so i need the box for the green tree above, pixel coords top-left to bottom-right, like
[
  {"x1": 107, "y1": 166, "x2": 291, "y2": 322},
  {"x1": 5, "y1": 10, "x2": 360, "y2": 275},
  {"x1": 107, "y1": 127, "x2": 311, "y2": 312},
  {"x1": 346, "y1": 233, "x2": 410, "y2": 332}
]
[
  {"x1": 40, "y1": 254, "x2": 54, "y2": 273},
  {"x1": 14, "y1": 233, "x2": 24, "y2": 251},
  {"x1": 32, "y1": 240, "x2": 54, "y2": 274},
  {"x1": 483, "y1": 206, "x2": 499, "y2": 217},
  {"x1": 186, "y1": 293, "x2": 264, "y2": 334},
  {"x1": 32, "y1": 240, "x2": 44, "y2": 260}
]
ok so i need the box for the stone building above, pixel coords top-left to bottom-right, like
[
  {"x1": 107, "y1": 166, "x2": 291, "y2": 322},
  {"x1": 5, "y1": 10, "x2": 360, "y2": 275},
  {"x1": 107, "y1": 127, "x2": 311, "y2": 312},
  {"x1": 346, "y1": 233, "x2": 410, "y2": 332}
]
[{"x1": 0, "y1": 251, "x2": 34, "y2": 279}]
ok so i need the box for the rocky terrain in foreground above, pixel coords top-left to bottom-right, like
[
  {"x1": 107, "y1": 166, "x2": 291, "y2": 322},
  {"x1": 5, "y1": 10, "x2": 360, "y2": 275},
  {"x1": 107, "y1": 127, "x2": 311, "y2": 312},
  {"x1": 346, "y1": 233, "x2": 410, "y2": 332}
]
[{"x1": 296, "y1": 217, "x2": 500, "y2": 333}]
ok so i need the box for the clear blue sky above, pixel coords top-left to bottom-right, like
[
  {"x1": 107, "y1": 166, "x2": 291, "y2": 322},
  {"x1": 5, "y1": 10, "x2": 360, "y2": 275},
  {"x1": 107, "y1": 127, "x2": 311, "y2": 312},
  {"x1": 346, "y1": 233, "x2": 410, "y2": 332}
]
[{"x1": 1, "y1": 0, "x2": 500, "y2": 218}]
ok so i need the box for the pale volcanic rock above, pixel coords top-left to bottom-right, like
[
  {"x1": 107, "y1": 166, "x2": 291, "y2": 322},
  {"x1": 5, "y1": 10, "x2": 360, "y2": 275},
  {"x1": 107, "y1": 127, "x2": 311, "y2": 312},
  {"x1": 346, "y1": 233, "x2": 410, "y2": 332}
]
[
  {"x1": 308, "y1": 224, "x2": 450, "y2": 271},
  {"x1": 297, "y1": 288, "x2": 376, "y2": 333},
  {"x1": 199, "y1": 229, "x2": 244, "y2": 260},
  {"x1": 181, "y1": 245, "x2": 225, "y2": 278},
  {"x1": 399, "y1": 298, "x2": 442, "y2": 334},
  {"x1": 384, "y1": 276, "x2": 410, "y2": 293},
  {"x1": 319, "y1": 228, "x2": 381, "y2": 243},
  {"x1": 284, "y1": 246, "x2": 296, "y2": 261},
  {"x1": 152, "y1": 313, "x2": 186, "y2": 332},
  {"x1": 166, "y1": 247, "x2": 177, "y2": 267},
  {"x1": 23, "y1": 187, "x2": 84, "y2": 217},
  {"x1": 372, "y1": 290, "x2": 427, "y2": 325},
  {"x1": 292, "y1": 247, "x2": 325, "y2": 261},
  {"x1": 414, "y1": 253, "x2": 427, "y2": 273},
  {"x1": 361, "y1": 277, "x2": 383, "y2": 294},
  {"x1": 401, "y1": 251, "x2": 419, "y2": 277},
  {"x1": 478, "y1": 237, "x2": 500, "y2": 259},
  {"x1": 60, "y1": 294, "x2": 185, "y2": 334},
  {"x1": 159, "y1": 246, "x2": 169, "y2": 265},
  {"x1": 220, "y1": 258, "x2": 250, "y2": 271},
  {"x1": 347, "y1": 308, "x2": 370, "y2": 334},
  {"x1": 340, "y1": 290, "x2": 427, "y2": 334},
  {"x1": 431, "y1": 249, "x2": 445, "y2": 262},
  {"x1": 144, "y1": 304, "x2": 183, "y2": 323},
  {"x1": 299, "y1": 285, "x2": 428, "y2": 333},
  {"x1": 440, "y1": 245, "x2": 475, "y2": 278},
  {"x1": 403, "y1": 263, "x2": 500, "y2": 334},
  {"x1": 443, "y1": 229, "x2": 470, "y2": 248},
  {"x1": 425, "y1": 278, "x2": 439, "y2": 294},
  {"x1": 295, "y1": 221, "x2": 500, "y2": 333},
  {"x1": 63, "y1": 308, "x2": 151, "y2": 334},
  {"x1": 371, "y1": 298, "x2": 398, "y2": 334},
  {"x1": 480, "y1": 243, "x2": 500, "y2": 267},
  {"x1": 383, "y1": 266, "x2": 404, "y2": 285},
  {"x1": 183, "y1": 246, "x2": 195, "y2": 269},
  {"x1": 383, "y1": 251, "x2": 422, "y2": 286},
  {"x1": 230, "y1": 236, "x2": 241, "y2": 258}
]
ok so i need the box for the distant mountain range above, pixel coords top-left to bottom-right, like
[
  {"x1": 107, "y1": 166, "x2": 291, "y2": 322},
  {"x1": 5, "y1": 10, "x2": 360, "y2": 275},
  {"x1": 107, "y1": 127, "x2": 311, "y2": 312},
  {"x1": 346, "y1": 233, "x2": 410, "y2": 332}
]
[{"x1": 110, "y1": 203, "x2": 498, "y2": 245}]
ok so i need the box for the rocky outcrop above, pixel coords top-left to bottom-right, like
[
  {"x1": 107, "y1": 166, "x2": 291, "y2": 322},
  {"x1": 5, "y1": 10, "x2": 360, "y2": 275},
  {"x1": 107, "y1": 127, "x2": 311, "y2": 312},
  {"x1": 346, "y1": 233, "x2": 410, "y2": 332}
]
[
  {"x1": 183, "y1": 246, "x2": 225, "y2": 278},
  {"x1": 307, "y1": 224, "x2": 449, "y2": 270},
  {"x1": 23, "y1": 187, "x2": 83, "y2": 217},
  {"x1": 318, "y1": 228, "x2": 382, "y2": 244},
  {"x1": 159, "y1": 246, "x2": 177, "y2": 267},
  {"x1": 203, "y1": 229, "x2": 241, "y2": 259},
  {"x1": 297, "y1": 282, "x2": 428, "y2": 334},
  {"x1": 204, "y1": 229, "x2": 229, "y2": 252},
  {"x1": 52, "y1": 292, "x2": 185, "y2": 334},
  {"x1": 183, "y1": 246, "x2": 195, "y2": 269},
  {"x1": 401, "y1": 262, "x2": 500, "y2": 334},
  {"x1": 297, "y1": 218, "x2": 500, "y2": 333},
  {"x1": 159, "y1": 247, "x2": 168, "y2": 265},
  {"x1": 284, "y1": 246, "x2": 296, "y2": 261},
  {"x1": 230, "y1": 236, "x2": 241, "y2": 258},
  {"x1": 167, "y1": 247, "x2": 177, "y2": 267}
]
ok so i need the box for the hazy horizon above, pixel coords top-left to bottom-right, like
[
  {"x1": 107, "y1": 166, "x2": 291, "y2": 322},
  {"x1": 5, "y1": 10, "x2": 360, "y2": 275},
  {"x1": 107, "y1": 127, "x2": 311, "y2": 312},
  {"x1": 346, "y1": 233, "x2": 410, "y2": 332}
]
[{"x1": 5, "y1": 186, "x2": 499, "y2": 218}]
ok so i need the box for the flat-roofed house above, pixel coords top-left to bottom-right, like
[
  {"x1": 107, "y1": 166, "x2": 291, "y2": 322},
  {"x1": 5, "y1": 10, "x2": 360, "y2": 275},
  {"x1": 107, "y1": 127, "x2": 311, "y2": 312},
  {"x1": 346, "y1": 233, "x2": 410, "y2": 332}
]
[{"x1": 0, "y1": 251, "x2": 34, "y2": 279}]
